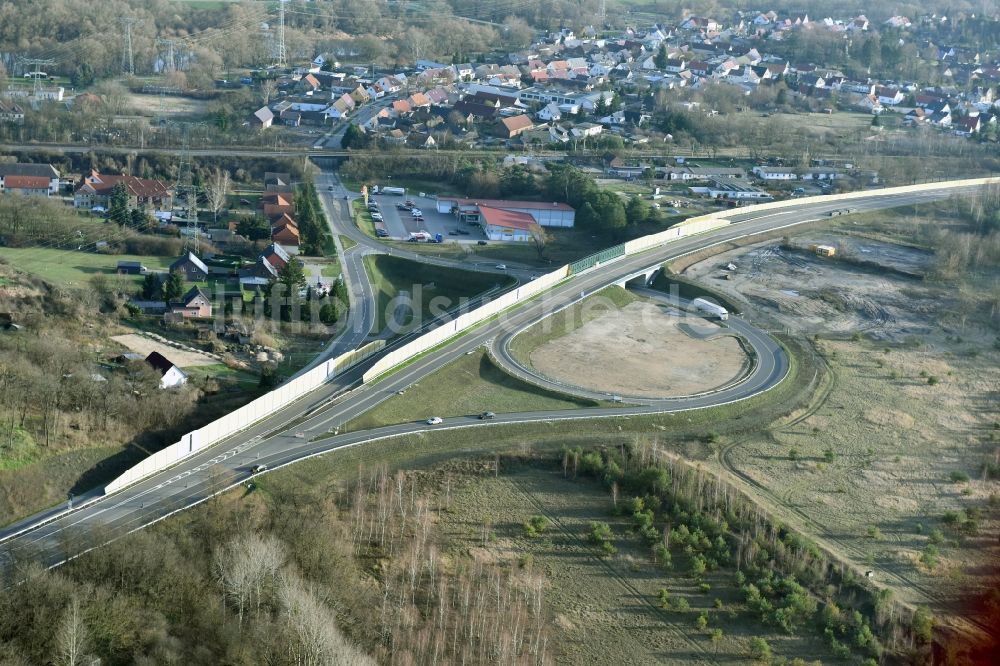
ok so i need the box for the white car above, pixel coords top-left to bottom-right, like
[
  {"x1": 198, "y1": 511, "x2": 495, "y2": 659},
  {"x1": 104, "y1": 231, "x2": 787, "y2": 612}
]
[
  {"x1": 426, "y1": 416, "x2": 443, "y2": 425},
  {"x1": 495, "y1": 264, "x2": 507, "y2": 270},
  {"x1": 371, "y1": 213, "x2": 383, "y2": 221},
  {"x1": 410, "y1": 209, "x2": 422, "y2": 217}
]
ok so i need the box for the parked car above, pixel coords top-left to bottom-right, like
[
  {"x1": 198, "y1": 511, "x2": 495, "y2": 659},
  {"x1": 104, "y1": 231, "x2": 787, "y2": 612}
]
[
  {"x1": 410, "y1": 209, "x2": 422, "y2": 217},
  {"x1": 251, "y1": 464, "x2": 268, "y2": 474},
  {"x1": 478, "y1": 411, "x2": 495, "y2": 420},
  {"x1": 426, "y1": 416, "x2": 443, "y2": 425},
  {"x1": 414, "y1": 216, "x2": 424, "y2": 222},
  {"x1": 327, "y1": 186, "x2": 335, "y2": 191},
  {"x1": 396, "y1": 203, "x2": 407, "y2": 210},
  {"x1": 457, "y1": 229, "x2": 470, "y2": 235},
  {"x1": 448, "y1": 230, "x2": 459, "y2": 236},
  {"x1": 371, "y1": 213, "x2": 383, "y2": 221}
]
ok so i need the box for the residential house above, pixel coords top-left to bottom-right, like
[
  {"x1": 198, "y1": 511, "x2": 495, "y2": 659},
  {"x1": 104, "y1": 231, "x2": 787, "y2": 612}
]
[
  {"x1": 299, "y1": 73, "x2": 322, "y2": 94},
  {"x1": 145, "y1": 351, "x2": 188, "y2": 389},
  {"x1": 0, "y1": 100, "x2": 24, "y2": 124},
  {"x1": 261, "y1": 243, "x2": 292, "y2": 272},
  {"x1": 405, "y1": 131, "x2": 436, "y2": 149},
  {"x1": 496, "y1": 114, "x2": 534, "y2": 139},
  {"x1": 262, "y1": 192, "x2": 295, "y2": 219},
  {"x1": 349, "y1": 85, "x2": 370, "y2": 105},
  {"x1": 0, "y1": 162, "x2": 60, "y2": 196},
  {"x1": 956, "y1": 115, "x2": 981, "y2": 135},
  {"x1": 171, "y1": 286, "x2": 212, "y2": 319},
  {"x1": 170, "y1": 252, "x2": 209, "y2": 281},
  {"x1": 571, "y1": 122, "x2": 603, "y2": 138},
  {"x1": 391, "y1": 99, "x2": 413, "y2": 116},
  {"x1": 752, "y1": 166, "x2": 798, "y2": 180},
  {"x1": 271, "y1": 220, "x2": 301, "y2": 252},
  {"x1": 875, "y1": 86, "x2": 904, "y2": 106},
  {"x1": 264, "y1": 172, "x2": 293, "y2": 193},
  {"x1": 663, "y1": 58, "x2": 687, "y2": 74},
  {"x1": 694, "y1": 178, "x2": 772, "y2": 200},
  {"x1": 251, "y1": 106, "x2": 274, "y2": 128},
  {"x1": 453, "y1": 100, "x2": 498, "y2": 121},
  {"x1": 74, "y1": 172, "x2": 173, "y2": 210},
  {"x1": 536, "y1": 102, "x2": 563, "y2": 121}
]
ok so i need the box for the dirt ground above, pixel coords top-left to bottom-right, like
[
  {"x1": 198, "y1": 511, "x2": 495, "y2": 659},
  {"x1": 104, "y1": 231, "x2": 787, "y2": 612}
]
[
  {"x1": 528, "y1": 301, "x2": 749, "y2": 398},
  {"x1": 683, "y1": 234, "x2": 958, "y2": 344},
  {"x1": 682, "y1": 231, "x2": 1000, "y2": 639},
  {"x1": 111, "y1": 333, "x2": 219, "y2": 367}
]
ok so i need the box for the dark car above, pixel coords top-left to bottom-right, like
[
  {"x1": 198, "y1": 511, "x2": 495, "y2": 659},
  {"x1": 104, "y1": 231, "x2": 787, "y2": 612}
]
[
  {"x1": 448, "y1": 230, "x2": 459, "y2": 236},
  {"x1": 477, "y1": 240, "x2": 488, "y2": 246},
  {"x1": 414, "y1": 216, "x2": 424, "y2": 222},
  {"x1": 478, "y1": 411, "x2": 496, "y2": 420},
  {"x1": 457, "y1": 229, "x2": 470, "y2": 235}
]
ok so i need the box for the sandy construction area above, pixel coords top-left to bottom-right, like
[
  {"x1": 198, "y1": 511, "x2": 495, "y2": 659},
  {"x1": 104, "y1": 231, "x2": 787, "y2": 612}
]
[
  {"x1": 112, "y1": 334, "x2": 218, "y2": 367},
  {"x1": 528, "y1": 301, "x2": 749, "y2": 398}
]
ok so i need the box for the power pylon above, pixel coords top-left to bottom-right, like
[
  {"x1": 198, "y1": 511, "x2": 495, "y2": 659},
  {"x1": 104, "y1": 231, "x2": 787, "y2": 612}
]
[
  {"x1": 157, "y1": 38, "x2": 176, "y2": 74},
  {"x1": 22, "y1": 58, "x2": 55, "y2": 96},
  {"x1": 120, "y1": 17, "x2": 138, "y2": 76},
  {"x1": 275, "y1": 0, "x2": 287, "y2": 68}
]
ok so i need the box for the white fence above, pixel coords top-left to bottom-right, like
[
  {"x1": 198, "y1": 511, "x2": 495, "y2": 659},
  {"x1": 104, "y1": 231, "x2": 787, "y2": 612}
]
[
  {"x1": 362, "y1": 265, "x2": 571, "y2": 381},
  {"x1": 102, "y1": 176, "x2": 999, "y2": 496},
  {"x1": 104, "y1": 340, "x2": 386, "y2": 493}
]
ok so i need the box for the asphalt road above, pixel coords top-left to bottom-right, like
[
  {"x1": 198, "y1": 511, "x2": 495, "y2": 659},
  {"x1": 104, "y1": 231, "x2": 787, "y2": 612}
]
[{"x1": 0, "y1": 182, "x2": 981, "y2": 575}]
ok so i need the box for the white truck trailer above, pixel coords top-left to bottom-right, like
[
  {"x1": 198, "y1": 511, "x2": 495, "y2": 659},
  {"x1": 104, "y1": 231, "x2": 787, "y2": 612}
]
[
  {"x1": 691, "y1": 297, "x2": 729, "y2": 320},
  {"x1": 381, "y1": 186, "x2": 406, "y2": 196}
]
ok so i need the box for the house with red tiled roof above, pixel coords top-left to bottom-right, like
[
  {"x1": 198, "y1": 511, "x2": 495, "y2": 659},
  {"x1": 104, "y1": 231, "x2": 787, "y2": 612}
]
[
  {"x1": 271, "y1": 220, "x2": 301, "y2": 251},
  {"x1": 408, "y1": 92, "x2": 431, "y2": 108},
  {"x1": 74, "y1": 171, "x2": 173, "y2": 210},
  {"x1": 391, "y1": 99, "x2": 412, "y2": 116},
  {"x1": 262, "y1": 192, "x2": 295, "y2": 219},
  {"x1": 0, "y1": 163, "x2": 60, "y2": 196},
  {"x1": 495, "y1": 114, "x2": 534, "y2": 139}
]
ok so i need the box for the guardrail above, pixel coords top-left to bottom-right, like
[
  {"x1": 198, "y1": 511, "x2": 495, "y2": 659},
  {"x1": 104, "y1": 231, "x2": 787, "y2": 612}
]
[{"x1": 100, "y1": 176, "x2": 1000, "y2": 497}]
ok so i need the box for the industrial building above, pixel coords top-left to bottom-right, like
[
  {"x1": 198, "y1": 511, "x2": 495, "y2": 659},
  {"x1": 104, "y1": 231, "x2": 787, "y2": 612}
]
[{"x1": 436, "y1": 197, "x2": 575, "y2": 228}]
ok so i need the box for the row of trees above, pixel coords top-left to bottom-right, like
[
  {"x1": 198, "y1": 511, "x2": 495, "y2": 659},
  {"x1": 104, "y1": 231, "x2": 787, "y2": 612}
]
[{"x1": 563, "y1": 441, "x2": 935, "y2": 662}]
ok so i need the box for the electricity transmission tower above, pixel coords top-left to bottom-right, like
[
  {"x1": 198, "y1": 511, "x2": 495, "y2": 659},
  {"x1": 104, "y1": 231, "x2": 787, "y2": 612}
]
[
  {"x1": 22, "y1": 58, "x2": 55, "y2": 96},
  {"x1": 275, "y1": 0, "x2": 287, "y2": 68},
  {"x1": 157, "y1": 38, "x2": 177, "y2": 74},
  {"x1": 173, "y1": 126, "x2": 200, "y2": 254},
  {"x1": 120, "y1": 17, "x2": 139, "y2": 76}
]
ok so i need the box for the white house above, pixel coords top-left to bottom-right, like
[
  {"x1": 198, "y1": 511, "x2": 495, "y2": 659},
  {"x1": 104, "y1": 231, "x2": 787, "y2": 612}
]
[
  {"x1": 145, "y1": 351, "x2": 188, "y2": 389},
  {"x1": 536, "y1": 102, "x2": 563, "y2": 121},
  {"x1": 752, "y1": 166, "x2": 798, "y2": 180}
]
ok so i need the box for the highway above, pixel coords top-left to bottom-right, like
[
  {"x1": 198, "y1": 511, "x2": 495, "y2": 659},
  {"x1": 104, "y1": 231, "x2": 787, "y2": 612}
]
[{"x1": 0, "y1": 180, "x2": 983, "y2": 576}]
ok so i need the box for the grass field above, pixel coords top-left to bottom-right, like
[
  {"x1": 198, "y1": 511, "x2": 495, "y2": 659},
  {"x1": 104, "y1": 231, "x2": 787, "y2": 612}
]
[
  {"x1": 0, "y1": 247, "x2": 175, "y2": 287},
  {"x1": 442, "y1": 461, "x2": 833, "y2": 664},
  {"x1": 363, "y1": 254, "x2": 515, "y2": 333},
  {"x1": 344, "y1": 350, "x2": 599, "y2": 431}
]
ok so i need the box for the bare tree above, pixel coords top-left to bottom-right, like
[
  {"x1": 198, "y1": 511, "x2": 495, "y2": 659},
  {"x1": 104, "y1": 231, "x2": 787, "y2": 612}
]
[
  {"x1": 204, "y1": 168, "x2": 231, "y2": 224},
  {"x1": 54, "y1": 596, "x2": 88, "y2": 666},
  {"x1": 260, "y1": 79, "x2": 278, "y2": 105},
  {"x1": 529, "y1": 222, "x2": 551, "y2": 260}
]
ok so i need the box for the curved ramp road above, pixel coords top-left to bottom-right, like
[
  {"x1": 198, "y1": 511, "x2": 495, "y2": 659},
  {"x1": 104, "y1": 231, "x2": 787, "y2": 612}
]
[
  {"x1": 0, "y1": 181, "x2": 986, "y2": 574},
  {"x1": 490, "y1": 289, "x2": 783, "y2": 406}
]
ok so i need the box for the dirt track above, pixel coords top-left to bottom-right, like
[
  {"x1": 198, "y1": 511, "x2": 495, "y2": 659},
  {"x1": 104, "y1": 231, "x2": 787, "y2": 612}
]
[
  {"x1": 112, "y1": 334, "x2": 219, "y2": 367},
  {"x1": 529, "y1": 301, "x2": 748, "y2": 398}
]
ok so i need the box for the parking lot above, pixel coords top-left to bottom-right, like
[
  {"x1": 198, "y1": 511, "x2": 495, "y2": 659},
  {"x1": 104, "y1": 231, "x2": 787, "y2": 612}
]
[{"x1": 368, "y1": 193, "x2": 489, "y2": 245}]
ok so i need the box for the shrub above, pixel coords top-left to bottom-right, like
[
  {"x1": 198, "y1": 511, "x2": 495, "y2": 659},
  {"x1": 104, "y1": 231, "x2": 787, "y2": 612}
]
[
  {"x1": 523, "y1": 515, "x2": 549, "y2": 538},
  {"x1": 658, "y1": 587, "x2": 670, "y2": 608},
  {"x1": 705, "y1": 431, "x2": 721, "y2": 444},
  {"x1": 867, "y1": 526, "x2": 882, "y2": 540},
  {"x1": 823, "y1": 448, "x2": 836, "y2": 463},
  {"x1": 788, "y1": 448, "x2": 799, "y2": 461},
  {"x1": 949, "y1": 470, "x2": 969, "y2": 483},
  {"x1": 927, "y1": 375, "x2": 939, "y2": 385},
  {"x1": 749, "y1": 637, "x2": 771, "y2": 662},
  {"x1": 698, "y1": 582, "x2": 711, "y2": 594},
  {"x1": 671, "y1": 596, "x2": 690, "y2": 612},
  {"x1": 695, "y1": 612, "x2": 708, "y2": 631}
]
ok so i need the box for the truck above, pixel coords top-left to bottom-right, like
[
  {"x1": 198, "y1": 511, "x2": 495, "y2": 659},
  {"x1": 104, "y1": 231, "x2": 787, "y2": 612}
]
[
  {"x1": 691, "y1": 298, "x2": 729, "y2": 321},
  {"x1": 381, "y1": 186, "x2": 406, "y2": 196},
  {"x1": 407, "y1": 231, "x2": 431, "y2": 242},
  {"x1": 433, "y1": 233, "x2": 443, "y2": 243}
]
